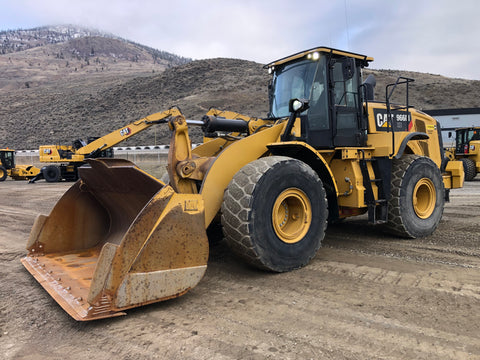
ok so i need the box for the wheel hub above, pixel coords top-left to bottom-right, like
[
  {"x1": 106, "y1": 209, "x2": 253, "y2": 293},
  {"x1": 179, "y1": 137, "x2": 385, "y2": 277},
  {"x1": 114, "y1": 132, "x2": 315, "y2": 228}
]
[
  {"x1": 412, "y1": 178, "x2": 436, "y2": 219},
  {"x1": 272, "y1": 188, "x2": 312, "y2": 244}
]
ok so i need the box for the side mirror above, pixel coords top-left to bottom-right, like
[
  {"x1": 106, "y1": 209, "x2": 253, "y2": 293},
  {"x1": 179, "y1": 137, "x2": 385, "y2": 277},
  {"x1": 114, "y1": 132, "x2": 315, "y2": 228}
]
[
  {"x1": 288, "y1": 98, "x2": 310, "y2": 113},
  {"x1": 342, "y1": 58, "x2": 355, "y2": 80}
]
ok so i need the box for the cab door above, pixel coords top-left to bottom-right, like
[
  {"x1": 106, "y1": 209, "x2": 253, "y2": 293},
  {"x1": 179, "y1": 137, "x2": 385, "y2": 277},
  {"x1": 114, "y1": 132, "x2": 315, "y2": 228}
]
[
  {"x1": 304, "y1": 55, "x2": 333, "y2": 148},
  {"x1": 329, "y1": 57, "x2": 366, "y2": 147}
]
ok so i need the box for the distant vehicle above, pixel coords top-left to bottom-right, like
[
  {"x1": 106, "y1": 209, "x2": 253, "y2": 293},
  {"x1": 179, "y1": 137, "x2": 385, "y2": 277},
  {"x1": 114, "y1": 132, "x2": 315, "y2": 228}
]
[
  {"x1": 0, "y1": 148, "x2": 40, "y2": 181},
  {"x1": 444, "y1": 127, "x2": 480, "y2": 181},
  {"x1": 32, "y1": 114, "x2": 168, "y2": 182}
]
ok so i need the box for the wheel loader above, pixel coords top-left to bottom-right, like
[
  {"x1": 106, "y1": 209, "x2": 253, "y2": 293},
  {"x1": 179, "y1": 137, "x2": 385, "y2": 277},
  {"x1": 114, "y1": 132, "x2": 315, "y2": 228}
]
[
  {"x1": 22, "y1": 47, "x2": 464, "y2": 321},
  {"x1": 0, "y1": 148, "x2": 40, "y2": 181},
  {"x1": 444, "y1": 127, "x2": 480, "y2": 181}
]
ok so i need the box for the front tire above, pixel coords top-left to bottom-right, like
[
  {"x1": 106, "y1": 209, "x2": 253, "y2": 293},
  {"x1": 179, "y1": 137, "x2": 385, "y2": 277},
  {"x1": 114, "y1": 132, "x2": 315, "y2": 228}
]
[
  {"x1": 385, "y1": 155, "x2": 445, "y2": 238},
  {"x1": 221, "y1": 156, "x2": 328, "y2": 272}
]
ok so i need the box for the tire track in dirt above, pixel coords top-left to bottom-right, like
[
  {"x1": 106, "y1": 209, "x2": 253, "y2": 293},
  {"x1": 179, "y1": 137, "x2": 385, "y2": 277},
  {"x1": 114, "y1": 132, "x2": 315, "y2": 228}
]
[
  {"x1": 307, "y1": 258, "x2": 480, "y2": 300},
  {"x1": 0, "y1": 206, "x2": 39, "y2": 217},
  {"x1": 195, "y1": 257, "x2": 480, "y2": 359},
  {"x1": 323, "y1": 217, "x2": 480, "y2": 270}
]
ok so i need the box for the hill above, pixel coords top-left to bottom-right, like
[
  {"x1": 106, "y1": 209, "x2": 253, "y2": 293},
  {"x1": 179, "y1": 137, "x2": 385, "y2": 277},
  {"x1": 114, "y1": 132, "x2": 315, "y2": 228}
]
[
  {"x1": 0, "y1": 25, "x2": 189, "y2": 65},
  {"x1": 1, "y1": 26, "x2": 480, "y2": 149},
  {"x1": 0, "y1": 25, "x2": 190, "y2": 90},
  {"x1": 0, "y1": 57, "x2": 268, "y2": 148}
]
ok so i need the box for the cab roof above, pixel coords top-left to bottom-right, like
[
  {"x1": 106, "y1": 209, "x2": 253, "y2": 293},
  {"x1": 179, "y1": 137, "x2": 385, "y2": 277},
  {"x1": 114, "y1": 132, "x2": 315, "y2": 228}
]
[{"x1": 265, "y1": 46, "x2": 374, "y2": 68}]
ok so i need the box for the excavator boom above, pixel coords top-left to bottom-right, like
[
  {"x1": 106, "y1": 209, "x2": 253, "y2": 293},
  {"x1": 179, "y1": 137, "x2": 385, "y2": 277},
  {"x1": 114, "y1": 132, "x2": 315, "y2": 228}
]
[
  {"x1": 34, "y1": 108, "x2": 184, "y2": 182},
  {"x1": 75, "y1": 108, "x2": 183, "y2": 156}
]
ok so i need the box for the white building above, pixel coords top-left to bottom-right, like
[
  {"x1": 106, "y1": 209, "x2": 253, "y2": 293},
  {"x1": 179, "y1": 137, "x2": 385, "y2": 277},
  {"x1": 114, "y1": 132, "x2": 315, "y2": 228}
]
[{"x1": 423, "y1": 108, "x2": 480, "y2": 147}]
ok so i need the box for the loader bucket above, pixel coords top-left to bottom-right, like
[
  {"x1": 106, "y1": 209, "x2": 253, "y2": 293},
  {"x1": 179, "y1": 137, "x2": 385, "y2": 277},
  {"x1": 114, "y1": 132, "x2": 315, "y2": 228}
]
[{"x1": 21, "y1": 158, "x2": 209, "y2": 321}]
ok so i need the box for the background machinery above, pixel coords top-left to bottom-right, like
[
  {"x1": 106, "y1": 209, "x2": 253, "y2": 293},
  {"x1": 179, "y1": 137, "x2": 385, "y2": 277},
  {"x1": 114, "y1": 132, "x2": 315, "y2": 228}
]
[
  {"x1": 22, "y1": 47, "x2": 463, "y2": 321},
  {"x1": 33, "y1": 115, "x2": 167, "y2": 182},
  {"x1": 0, "y1": 148, "x2": 40, "y2": 181},
  {"x1": 444, "y1": 127, "x2": 480, "y2": 181}
]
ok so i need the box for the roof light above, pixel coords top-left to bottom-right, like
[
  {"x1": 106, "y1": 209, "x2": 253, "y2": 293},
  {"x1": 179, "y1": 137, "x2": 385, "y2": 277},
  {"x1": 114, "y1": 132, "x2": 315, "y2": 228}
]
[{"x1": 307, "y1": 52, "x2": 320, "y2": 61}]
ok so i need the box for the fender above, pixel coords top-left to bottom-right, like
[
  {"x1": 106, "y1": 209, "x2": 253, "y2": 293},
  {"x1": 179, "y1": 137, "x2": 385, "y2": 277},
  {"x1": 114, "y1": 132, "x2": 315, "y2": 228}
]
[
  {"x1": 267, "y1": 141, "x2": 340, "y2": 221},
  {"x1": 394, "y1": 132, "x2": 429, "y2": 159}
]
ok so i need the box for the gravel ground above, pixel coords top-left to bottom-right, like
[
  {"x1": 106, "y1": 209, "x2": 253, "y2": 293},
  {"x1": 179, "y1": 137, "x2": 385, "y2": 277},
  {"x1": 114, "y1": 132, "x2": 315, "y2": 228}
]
[{"x1": 0, "y1": 174, "x2": 479, "y2": 360}]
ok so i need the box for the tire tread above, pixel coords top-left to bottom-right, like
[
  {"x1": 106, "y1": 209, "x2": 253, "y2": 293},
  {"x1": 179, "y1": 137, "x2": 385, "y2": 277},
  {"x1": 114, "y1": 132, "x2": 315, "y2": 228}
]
[
  {"x1": 461, "y1": 158, "x2": 476, "y2": 181},
  {"x1": 221, "y1": 156, "x2": 327, "y2": 271},
  {"x1": 385, "y1": 154, "x2": 444, "y2": 238}
]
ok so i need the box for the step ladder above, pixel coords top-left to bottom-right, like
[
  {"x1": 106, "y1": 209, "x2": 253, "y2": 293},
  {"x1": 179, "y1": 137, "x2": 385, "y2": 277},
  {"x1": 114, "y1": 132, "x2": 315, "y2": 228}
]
[{"x1": 358, "y1": 155, "x2": 392, "y2": 224}]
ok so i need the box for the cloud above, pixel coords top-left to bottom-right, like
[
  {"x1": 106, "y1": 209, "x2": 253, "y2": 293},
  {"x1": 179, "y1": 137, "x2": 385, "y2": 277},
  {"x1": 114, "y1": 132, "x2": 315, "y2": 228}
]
[
  {"x1": 1, "y1": 0, "x2": 479, "y2": 79},
  {"x1": 347, "y1": 0, "x2": 480, "y2": 79}
]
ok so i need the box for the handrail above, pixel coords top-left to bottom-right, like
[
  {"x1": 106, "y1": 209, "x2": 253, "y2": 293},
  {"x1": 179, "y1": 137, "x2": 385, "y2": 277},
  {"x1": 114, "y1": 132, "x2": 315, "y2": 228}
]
[{"x1": 385, "y1": 77, "x2": 415, "y2": 157}]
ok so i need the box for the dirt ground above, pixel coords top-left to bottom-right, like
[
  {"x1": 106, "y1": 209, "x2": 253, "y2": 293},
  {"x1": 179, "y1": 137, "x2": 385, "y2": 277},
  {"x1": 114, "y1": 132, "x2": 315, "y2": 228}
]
[{"x1": 1, "y1": 174, "x2": 479, "y2": 360}]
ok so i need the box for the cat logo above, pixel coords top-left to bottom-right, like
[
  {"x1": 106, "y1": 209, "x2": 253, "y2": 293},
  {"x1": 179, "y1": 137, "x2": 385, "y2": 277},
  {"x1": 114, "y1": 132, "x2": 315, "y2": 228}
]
[
  {"x1": 120, "y1": 127, "x2": 132, "y2": 137},
  {"x1": 373, "y1": 109, "x2": 411, "y2": 132}
]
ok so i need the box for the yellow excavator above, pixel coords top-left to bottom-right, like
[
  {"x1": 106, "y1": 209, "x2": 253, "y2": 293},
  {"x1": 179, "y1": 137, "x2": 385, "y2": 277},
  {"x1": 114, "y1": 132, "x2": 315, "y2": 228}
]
[
  {"x1": 0, "y1": 148, "x2": 40, "y2": 181},
  {"x1": 32, "y1": 115, "x2": 167, "y2": 182},
  {"x1": 22, "y1": 47, "x2": 464, "y2": 321}
]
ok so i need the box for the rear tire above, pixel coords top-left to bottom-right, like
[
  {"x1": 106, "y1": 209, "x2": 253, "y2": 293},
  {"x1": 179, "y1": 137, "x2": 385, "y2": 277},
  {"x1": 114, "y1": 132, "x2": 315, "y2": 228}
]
[
  {"x1": 385, "y1": 155, "x2": 444, "y2": 238},
  {"x1": 43, "y1": 165, "x2": 61, "y2": 182},
  {"x1": 0, "y1": 166, "x2": 7, "y2": 181},
  {"x1": 461, "y1": 158, "x2": 476, "y2": 181},
  {"x1": 221, "y1": 156, "x2": 328, "y2": 272}
]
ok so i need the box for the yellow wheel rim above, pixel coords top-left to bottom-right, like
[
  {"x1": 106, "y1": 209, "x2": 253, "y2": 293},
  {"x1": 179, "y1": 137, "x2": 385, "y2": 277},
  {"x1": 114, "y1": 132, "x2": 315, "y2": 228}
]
[
  {"x1": 272, "y1": 188, "x2": 312, "y2": 244},
  {"x1": 0, "y1": 169, "x2": 5, "y2": 178},
  {"x1": 413, "y1": 178, "x2": 436, "y2": 219}
]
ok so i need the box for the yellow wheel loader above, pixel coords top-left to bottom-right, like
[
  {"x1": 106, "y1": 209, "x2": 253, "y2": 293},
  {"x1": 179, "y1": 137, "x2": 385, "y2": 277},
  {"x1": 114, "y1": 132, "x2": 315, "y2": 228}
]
[
  {"x1": 444, "y1": 127, "x2": 480, "y2": 181},
  {"x1": 22, "y1": 47, "x2": 464, "y2": 321},
  {"x1": 0, "y1": 149, "x2": 41, "y2": 181}
]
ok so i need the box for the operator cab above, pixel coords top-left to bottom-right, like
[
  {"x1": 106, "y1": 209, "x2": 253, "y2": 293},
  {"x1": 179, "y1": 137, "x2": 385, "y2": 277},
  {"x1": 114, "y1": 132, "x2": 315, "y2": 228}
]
[
  {"x1": 455, "y1": 127, "x2": 480, "y2": 154},
  {"x1": 266, "y1": 47, "x2": 373, "y2": 148},
  {"x1": 0, "y1": 149, "x2": 15, "y2": 170}
]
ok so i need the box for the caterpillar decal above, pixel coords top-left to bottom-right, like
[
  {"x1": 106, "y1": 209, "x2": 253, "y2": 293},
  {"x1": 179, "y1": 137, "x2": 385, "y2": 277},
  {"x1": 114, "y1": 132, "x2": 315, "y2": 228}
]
[
  {"x1": 373, "y1": 108, "x2": 412, "y2": 132},
  {"x1": 120, "y1": 127, "x2": 132, "y2": 136}
]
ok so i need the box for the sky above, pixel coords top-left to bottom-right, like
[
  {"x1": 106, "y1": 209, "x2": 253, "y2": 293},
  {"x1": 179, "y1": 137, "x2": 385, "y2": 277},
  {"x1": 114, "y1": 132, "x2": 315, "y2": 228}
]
[{"x1": 1, "y1": 0, "x2": 480, "y2": 80}]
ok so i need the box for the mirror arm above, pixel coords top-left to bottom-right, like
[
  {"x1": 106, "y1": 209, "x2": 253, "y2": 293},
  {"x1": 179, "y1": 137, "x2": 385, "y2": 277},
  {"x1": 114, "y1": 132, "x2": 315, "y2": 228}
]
[{"x1": 281, "y1": 99, "x2": 309, "y2": 141}]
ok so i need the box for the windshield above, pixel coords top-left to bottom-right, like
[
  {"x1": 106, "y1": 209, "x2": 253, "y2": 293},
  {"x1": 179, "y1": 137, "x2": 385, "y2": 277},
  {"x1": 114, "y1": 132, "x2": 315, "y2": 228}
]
[
  {"x1": 467, "y1": 129, "x2": 480, "y2": 142},
  {"x1": 270, "y1": 59, "x2": 318, "y2": 118},
  {"x1": 457, "y1": 129, "x2": 480, "y2": 144},
  {"x1": 1, "y1": 151, "x2": 14, "y2": 168}
]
